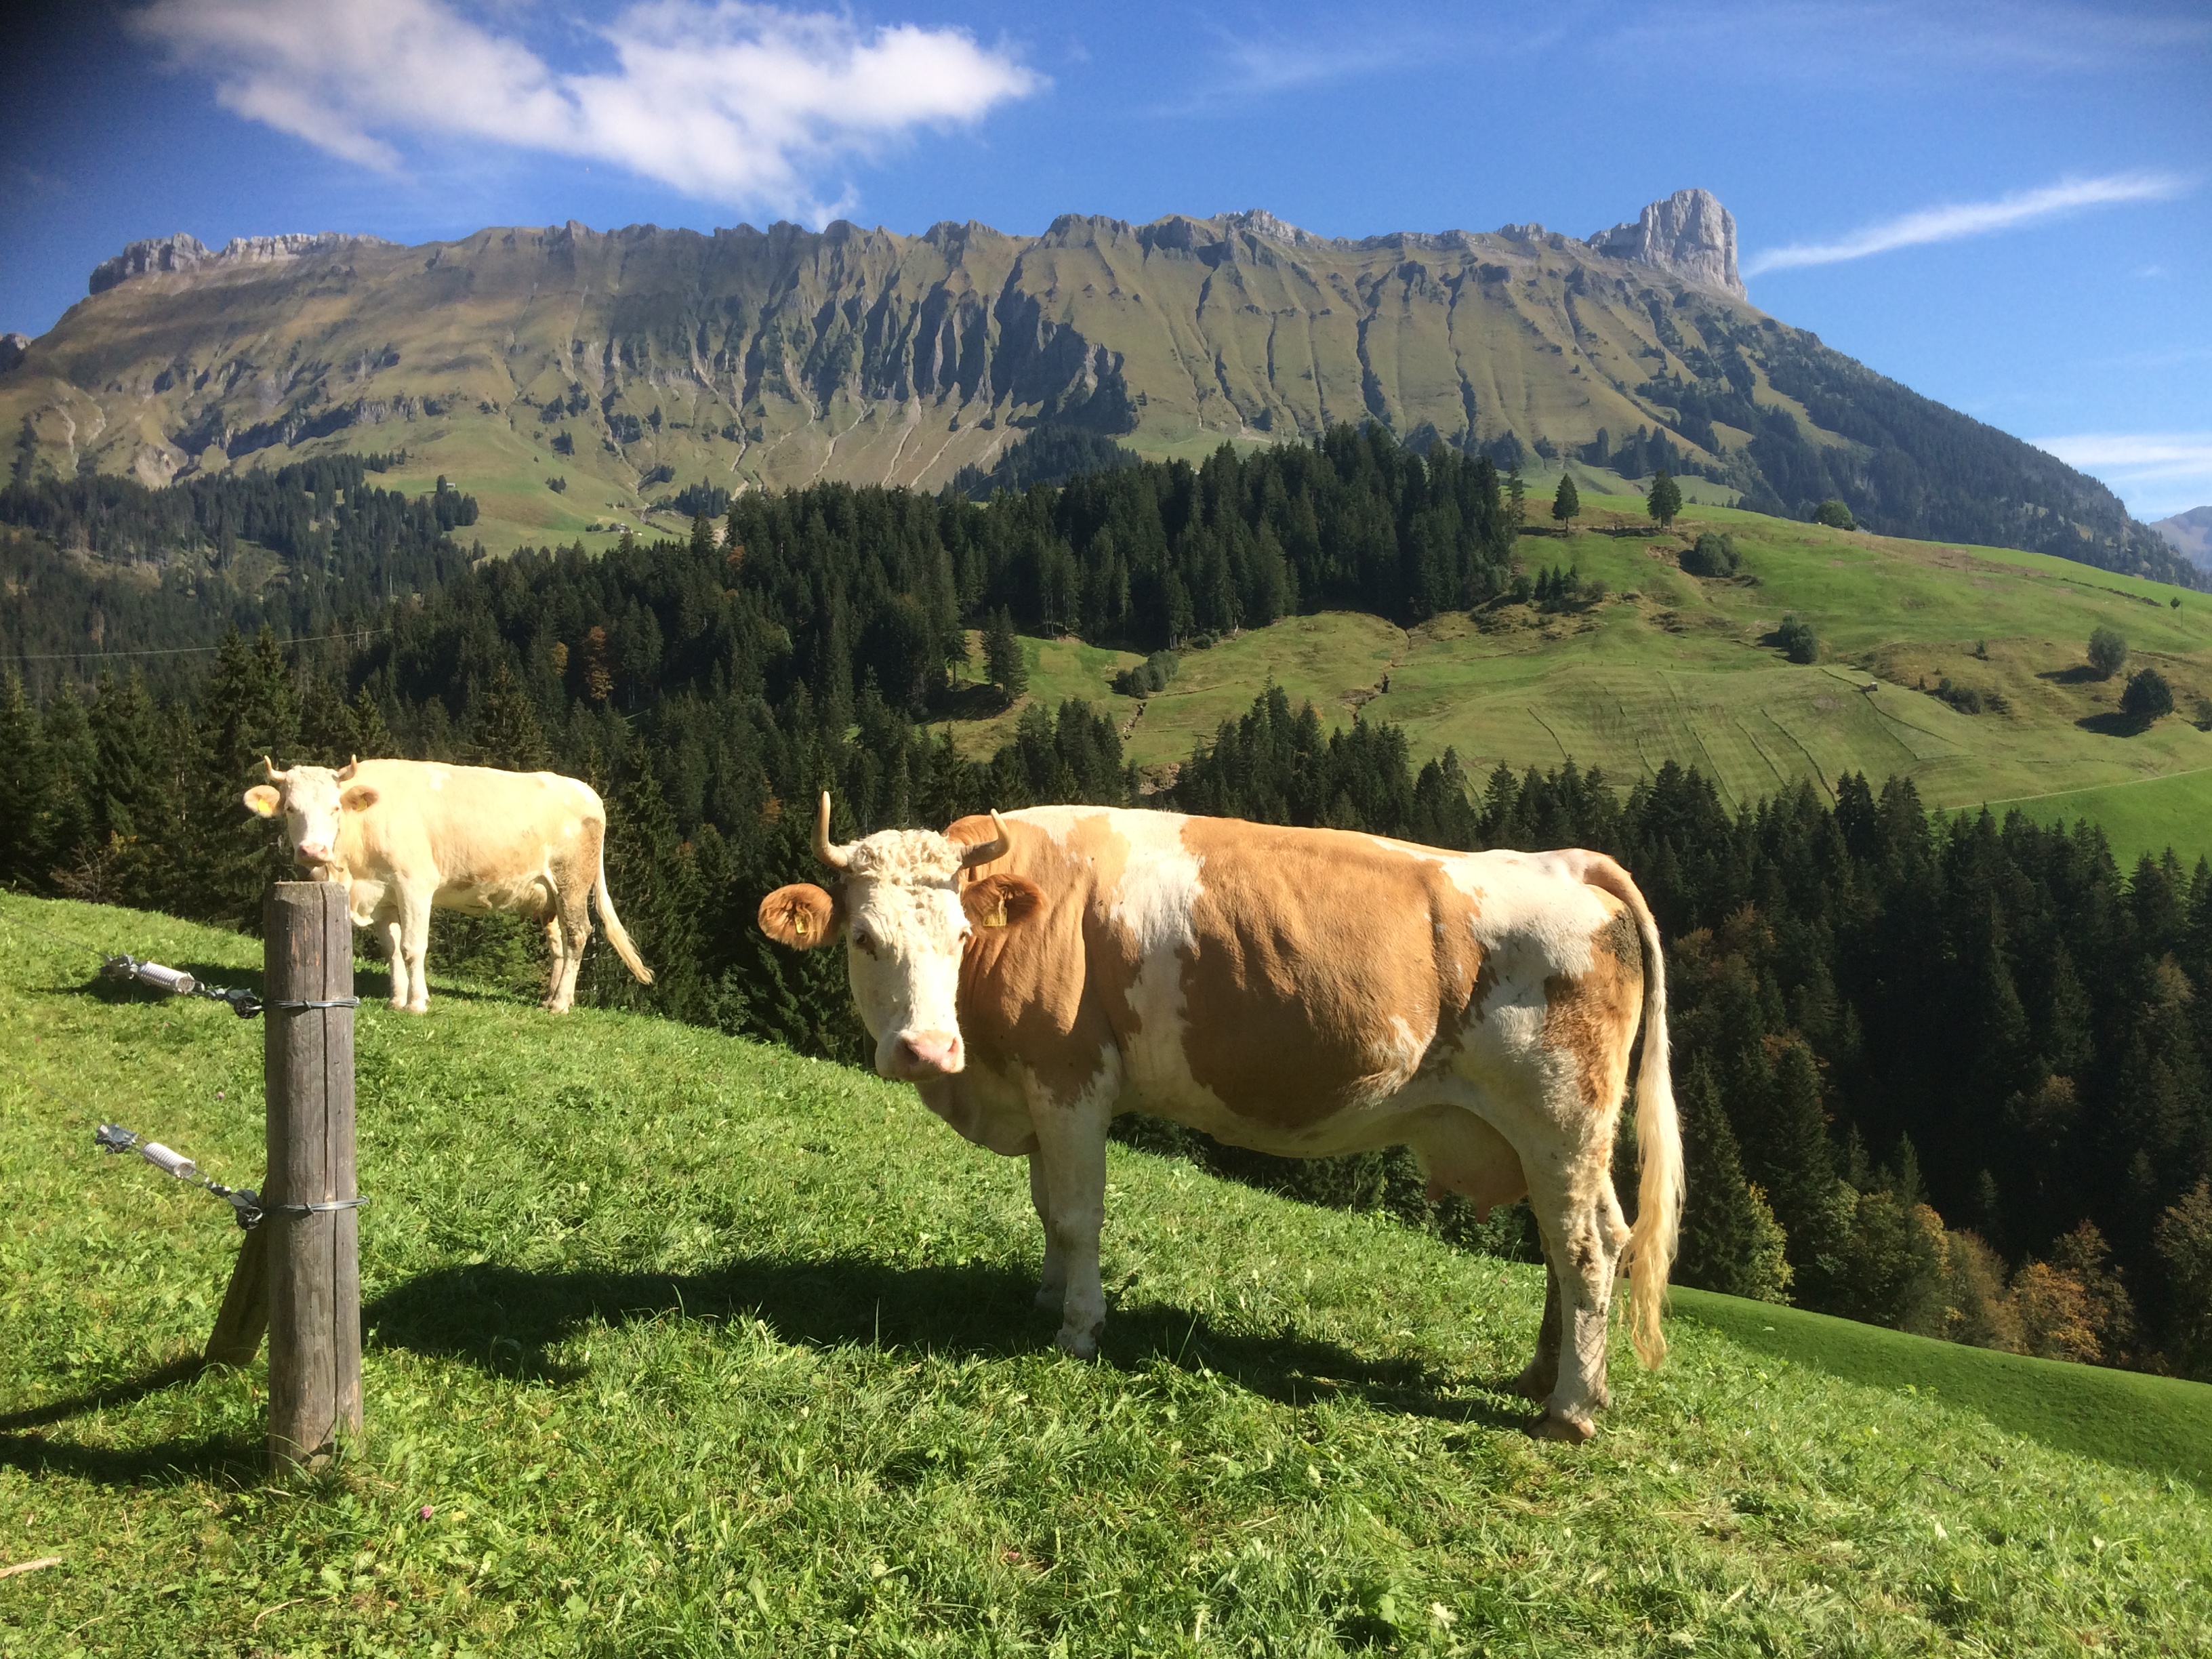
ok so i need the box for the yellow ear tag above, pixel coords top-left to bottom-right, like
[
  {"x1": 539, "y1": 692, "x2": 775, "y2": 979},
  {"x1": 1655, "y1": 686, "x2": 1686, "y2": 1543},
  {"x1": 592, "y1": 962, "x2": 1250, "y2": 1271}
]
[
  {"x1": 984, "y1": 897, "x2": 1008, "y2": 928},
  {"x1": 793, "y1": 914, "x2": 809, "y2": 938}
]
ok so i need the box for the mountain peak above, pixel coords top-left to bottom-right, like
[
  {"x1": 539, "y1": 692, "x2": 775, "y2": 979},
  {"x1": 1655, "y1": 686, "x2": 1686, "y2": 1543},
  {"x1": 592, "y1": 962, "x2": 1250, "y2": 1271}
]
[
  {"x1": 1586, "y1": 188, "x2": 1744, "y2": 297},
  {"x1": 89, "y1": 231, "x2": 398, "y2": 295}
]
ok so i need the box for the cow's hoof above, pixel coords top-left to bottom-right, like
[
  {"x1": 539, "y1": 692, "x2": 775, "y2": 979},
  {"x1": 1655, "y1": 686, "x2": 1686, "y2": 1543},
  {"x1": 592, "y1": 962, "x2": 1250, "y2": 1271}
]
[
  {"x1": 1054, "y1": 1324, "x2": 1101, "y2": 1361},
  {"x1": 1530, "y1": 1410, "x2": 1595, "y2": 1444},
  {"x1": 387, "y1": 999, "x2": 409, "y2": 1012},
  {"x1": 405, "y1": 1002, "x2": 430, "y2": 1016},
  {"x1": 1509, "y1": 1362, "x2": 1556, "y2": 1401}
]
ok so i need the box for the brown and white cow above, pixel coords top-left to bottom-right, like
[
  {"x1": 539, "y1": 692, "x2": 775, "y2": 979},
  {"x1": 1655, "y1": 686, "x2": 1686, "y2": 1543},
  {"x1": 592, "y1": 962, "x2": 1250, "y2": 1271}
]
[
  {"x1": 760, "y1": 797, "x2": 1682, "y2": 1441},
  {"x1": 244, "y1": 757, "x2": 652, "y2": 1014}
]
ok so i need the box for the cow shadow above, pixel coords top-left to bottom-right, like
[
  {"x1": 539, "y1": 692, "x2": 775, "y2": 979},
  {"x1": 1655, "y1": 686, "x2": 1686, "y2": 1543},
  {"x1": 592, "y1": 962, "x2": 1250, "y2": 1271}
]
[
  {"x1": 363, "y1": 1254, "x2": 1532, "y2": 1431},
  {"x1": 2039, "y1": 665, "x2": 2104, "y2": 686}
]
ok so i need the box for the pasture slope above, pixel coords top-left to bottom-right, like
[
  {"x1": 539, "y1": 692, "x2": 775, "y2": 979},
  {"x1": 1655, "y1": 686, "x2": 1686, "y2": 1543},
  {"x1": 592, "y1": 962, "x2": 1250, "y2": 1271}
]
[
  {"x1": 958, "y1": 495, "x2": 2212, "y2": 867},
  {"x1": 3, "y1": 893, "x2": 2209, "y2": 1658}
]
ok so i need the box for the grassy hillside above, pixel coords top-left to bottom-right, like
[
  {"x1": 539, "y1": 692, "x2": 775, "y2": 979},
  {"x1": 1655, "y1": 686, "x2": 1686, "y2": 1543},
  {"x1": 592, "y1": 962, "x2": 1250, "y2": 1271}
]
[
  {"x1": 4, "y1": 894, "x2": 2209, "y2": 1656},
  {"x1": 963, "y1": 500, "x2": 2212, "y2": 860}
]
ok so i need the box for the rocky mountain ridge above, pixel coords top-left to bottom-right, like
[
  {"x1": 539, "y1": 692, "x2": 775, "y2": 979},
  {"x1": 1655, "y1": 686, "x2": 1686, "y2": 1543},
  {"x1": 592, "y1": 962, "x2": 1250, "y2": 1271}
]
[
  {"x1": 88, "y1": 231, "x2": 398, "y2": 295},
  {"x1": 0, "y1": 191, "x2": 2187, "y2": 586}
]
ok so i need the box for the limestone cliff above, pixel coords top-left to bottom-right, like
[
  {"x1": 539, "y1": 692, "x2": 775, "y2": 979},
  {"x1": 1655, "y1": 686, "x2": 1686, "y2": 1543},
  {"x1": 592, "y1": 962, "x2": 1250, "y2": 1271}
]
[{"x1": 1586, "y1": 188, "x2": 1743, "y2": 298}]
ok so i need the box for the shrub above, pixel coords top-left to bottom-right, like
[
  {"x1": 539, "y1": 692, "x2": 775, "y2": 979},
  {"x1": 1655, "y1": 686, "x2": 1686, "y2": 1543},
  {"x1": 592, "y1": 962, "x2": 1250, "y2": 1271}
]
[
  {"x1": 546, "y1": 476, "x2": 566, "y2": 493},
  {"x1": 2087, "y1": 626, "x2": 2128, "y2": 678},
  {"x1": 640, "y1": 462, "x2": 676, "y2": 487},
  {"x1": 1776, "y1": 614, "x2": 1818, "y2": 663},
  {"x1": 1680, "y1": 531, "x2": 1740, "y2": 577},
  {"x1": 1812, "y1": 498, "x2": 1856, "y2": 529},
  {"x1": 2121, "y1": 666, "x2": 2173, "y2": 721},
  {"x1": 1112, "y1": 650, "x2": 1181, "y2": 698}
]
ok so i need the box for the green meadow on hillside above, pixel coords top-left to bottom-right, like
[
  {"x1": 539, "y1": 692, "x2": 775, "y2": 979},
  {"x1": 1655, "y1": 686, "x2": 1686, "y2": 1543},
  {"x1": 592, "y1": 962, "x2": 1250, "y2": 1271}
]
[
  {"x1": 953, "y1": 497, "x2": 2212, "y2": 860},
  {"x1": 4, "y1": 895, "x2": 2209, "y2": 1656}
]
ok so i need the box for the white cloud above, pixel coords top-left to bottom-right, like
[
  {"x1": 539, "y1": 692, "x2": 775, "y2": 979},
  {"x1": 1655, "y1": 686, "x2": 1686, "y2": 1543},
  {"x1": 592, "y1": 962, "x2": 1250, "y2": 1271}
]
[
  {"x1": 2033, "y1": 433, "x2": 2212, "y2": 480},
  {"x1": 2033, "y1": 432, "x2": 2212, "y2": 520},
  {"x1": 1743, "y1": 172, "x2": 2188, "y2": 276},
  {"x1": 134, "y1": 0, "x2": 1042, "y2": 222}
]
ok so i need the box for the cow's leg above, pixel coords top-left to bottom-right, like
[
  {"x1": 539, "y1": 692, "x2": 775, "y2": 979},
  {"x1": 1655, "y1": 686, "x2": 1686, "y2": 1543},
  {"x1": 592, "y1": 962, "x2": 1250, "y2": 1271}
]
[
  {"x1": 1026, "y1": 1069, "x2": 1116, "y2": 1359},
  {"x1": 1028, "y1": 1153, "x2": 1068, "y2": 1311},
  {"x1": 1511, "y1": 1268, "x2": 1562, "y2": 1400},
  {"x1": 1523, "y1": 1153, "x2": 1620, "y2": 1443},
  {"x1": 541, "y1": 916, "x2": 567, "y2": 1009},
  {"x1": 377, "y1": 907, "x2": 406, "y2": 1011},
  {"x1": 397, "y1": 890, "x2": 433, "y2": 1015},
  {"x1": 548, "y1": 878, "x2": 592, "y2": 1013}
]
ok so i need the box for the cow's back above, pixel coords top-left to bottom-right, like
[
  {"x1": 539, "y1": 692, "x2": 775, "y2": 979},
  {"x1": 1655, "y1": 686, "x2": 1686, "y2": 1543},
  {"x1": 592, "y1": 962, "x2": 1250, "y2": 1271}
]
[{"x1": 344, "y1": 760, "x2": 604, "y2": 885}]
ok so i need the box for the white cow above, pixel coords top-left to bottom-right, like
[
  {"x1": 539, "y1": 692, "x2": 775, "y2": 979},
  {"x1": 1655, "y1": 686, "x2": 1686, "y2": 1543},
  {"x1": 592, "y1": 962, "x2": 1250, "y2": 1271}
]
[{"x1": 243, "y1": 757, "x2": 651, "y2": 1012}]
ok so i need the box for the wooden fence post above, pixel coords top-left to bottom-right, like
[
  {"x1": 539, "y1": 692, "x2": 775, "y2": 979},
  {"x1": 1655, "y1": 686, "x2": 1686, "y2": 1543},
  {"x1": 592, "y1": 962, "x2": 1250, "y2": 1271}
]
[{"x1": 262, "y1": 880, "x2": 361, "y2": 1469}]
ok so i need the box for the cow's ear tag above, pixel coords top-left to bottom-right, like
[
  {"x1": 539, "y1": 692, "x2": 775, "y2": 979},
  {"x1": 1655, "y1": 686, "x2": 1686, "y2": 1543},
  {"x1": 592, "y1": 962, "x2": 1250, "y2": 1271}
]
[
  {"x1": 794, "y1": 913, "x2": 810, "y2": 938},
  {"x1": 983, "y1": 897, "x2": 1009, "y2": 928},
  {"x1": 243, "y1": 785, "x2": 281, "y2": 818},
  {"x1": 342, "y1": 786, "x2": 379, "y2": 812}
]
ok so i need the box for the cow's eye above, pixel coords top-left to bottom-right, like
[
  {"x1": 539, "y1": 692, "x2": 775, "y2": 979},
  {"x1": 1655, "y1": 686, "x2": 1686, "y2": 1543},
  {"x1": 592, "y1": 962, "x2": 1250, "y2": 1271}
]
[{"x1": 851, "y1": 928, "x2": 878, "y2": 957}]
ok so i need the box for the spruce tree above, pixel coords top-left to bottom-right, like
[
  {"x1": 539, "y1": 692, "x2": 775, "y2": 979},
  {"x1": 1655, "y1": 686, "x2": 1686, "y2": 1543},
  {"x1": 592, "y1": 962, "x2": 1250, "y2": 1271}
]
[
  {"x1": 1647, "y1": 467, "x2": 1683, "y2": 529},
  {"x1": 472, "y1": 662, "x2": 551, "y2": 771},
  {"x1": 984, "y1": 607, "x2": 1027, "y2": 702},
  {"x1": 1738, "y1": 1036, "x2": 1849, "y2": 1291},
  {"x1": 347, "y1": 685, "x2": 396, "y2": 758},
  {"x1": 0, "y1": 670, "x2": 49, "y2": 886},
  {"x1": 1551, "y1": 473, "x2": 1580, "y2": 528},
  {"x1": 1676, "y1": 1060, "x2": 1793, "y2": 1301}
]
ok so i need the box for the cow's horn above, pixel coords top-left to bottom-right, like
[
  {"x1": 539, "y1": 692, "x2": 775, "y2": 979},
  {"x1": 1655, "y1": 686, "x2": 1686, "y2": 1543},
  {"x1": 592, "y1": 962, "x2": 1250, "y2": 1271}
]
[
  {"x1": 336, "y1": 755, "x2": 359, "y2": 781},
  {"x1": 813, "y1": 792, "x2": 851, "y2": 870},
  {"x1": 262, "y1": 755, "x2": 284, "y2": 781},
  {"x1": 960, "y1": 810, "x2": 1012, "y2": 869}
]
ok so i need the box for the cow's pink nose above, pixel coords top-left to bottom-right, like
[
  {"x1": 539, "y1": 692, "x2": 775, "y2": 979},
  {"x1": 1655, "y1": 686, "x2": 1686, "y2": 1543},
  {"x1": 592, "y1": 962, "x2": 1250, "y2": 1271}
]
[
  {"x1": 888, "y1": 1031, "x2": 963, "y2": 1079},
  {"x1": 295, "y1": 842, "x2": 335, "y2": 865}
]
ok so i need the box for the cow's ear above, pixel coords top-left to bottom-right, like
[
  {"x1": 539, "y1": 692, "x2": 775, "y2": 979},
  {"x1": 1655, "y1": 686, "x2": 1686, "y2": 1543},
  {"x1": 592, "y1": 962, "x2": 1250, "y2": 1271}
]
[
  {"x1": 243, "y1": 785, "x2": 282, "y2": 819},
  {"x1": 759, "y1": 882, "x2": 842, "y2": 949},
  {"x1": 963, "y1": 874, "x2": 1045, "y2": 931},
  {"x1": 341, "y1": 786, "x2": 379, "y2": 813}
]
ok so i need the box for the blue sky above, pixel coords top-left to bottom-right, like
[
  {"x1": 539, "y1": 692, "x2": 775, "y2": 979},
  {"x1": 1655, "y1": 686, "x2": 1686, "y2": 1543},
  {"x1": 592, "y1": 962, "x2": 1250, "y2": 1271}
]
[{"x1": 4, "y1": 0, "x2": 2208, "y2": 518}]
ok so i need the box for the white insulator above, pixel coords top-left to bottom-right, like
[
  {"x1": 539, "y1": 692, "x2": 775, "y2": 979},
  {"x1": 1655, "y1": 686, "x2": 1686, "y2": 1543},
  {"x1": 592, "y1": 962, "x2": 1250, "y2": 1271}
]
[
  {"x1": 131, "y1": 961, "x2": 198, "y2": 996},
  {"x1": 139, "y1": 1141, "x2": 197, "y2": 1180}
]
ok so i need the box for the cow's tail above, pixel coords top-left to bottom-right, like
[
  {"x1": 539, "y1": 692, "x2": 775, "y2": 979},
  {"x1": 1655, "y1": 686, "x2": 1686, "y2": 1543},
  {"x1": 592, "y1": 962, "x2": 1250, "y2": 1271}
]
[
  {"x1": 1579, "y1": 853, "x2": 1682, "y2": 1370},
  {"x1": 592, "y1": 840, "x2": 654, "y2": 985}
]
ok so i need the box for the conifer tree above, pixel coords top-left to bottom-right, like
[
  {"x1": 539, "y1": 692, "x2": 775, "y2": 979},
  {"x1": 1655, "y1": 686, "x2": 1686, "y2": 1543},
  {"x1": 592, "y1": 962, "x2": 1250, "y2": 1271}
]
[
  {"x1": 347, "y1": 685, "x2": 396, "y2": 758},
  {"x1": 1551, "y1": 473, "x2": 1580, "y2": 528},
  {"x1": 89, "y1": 670, "x2": 176, "y2": 907},
  {"x1": 471, "y1": 662, "x2": 551, "y2": 771},
  {"x1": 1738, "y1": 1036, "x2": 1848, "y2": 1290},
  {"x1": 296, "y1": 674, "x2": 358, "y2": 766},
  {"x1": 0, "y1": 670, "x2": 49, "y2": 886},
  {"x1": 984, "y1": 607, "x2": 1027, "y2": 702},
  {"x1": 1647, "y1": 467, "x2": 1683, "y2": 529},
  {"x1": 1676, "y1": 1060, "x2": 1793, "y2": 1301}
]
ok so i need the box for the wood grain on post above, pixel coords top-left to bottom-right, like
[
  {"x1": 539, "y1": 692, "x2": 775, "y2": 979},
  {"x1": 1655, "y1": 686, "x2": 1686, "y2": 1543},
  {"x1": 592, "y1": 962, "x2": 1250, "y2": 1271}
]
[{"x1": 264, "y1": 880, "x2": 361, "y2": 1469}]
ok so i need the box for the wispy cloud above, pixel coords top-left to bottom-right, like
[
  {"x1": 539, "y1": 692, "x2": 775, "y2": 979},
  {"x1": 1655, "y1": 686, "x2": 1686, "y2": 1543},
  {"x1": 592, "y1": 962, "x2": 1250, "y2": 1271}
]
[
  {"x1": 2033, "y1": 432, "x2": 2212, "y2": 519},
  {"x1": 1744, "y1": 171, "x2": 2188, "y2": 276},
  {"x1": 134, "y1": 0, "x2": 1042, "y2": 224},
  {"x1": 2033, "y1": 433, "x2": 2212, "y2": 481}
]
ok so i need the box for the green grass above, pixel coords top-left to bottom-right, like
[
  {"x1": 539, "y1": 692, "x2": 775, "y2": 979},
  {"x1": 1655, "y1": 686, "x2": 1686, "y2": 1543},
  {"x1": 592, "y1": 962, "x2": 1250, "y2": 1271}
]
[
  {"x1": 939, "y1": 504, "x2": 2212, "y2": 860},
  {"x1": 4, "y1": 893, "x2": 2211, "y2": 1655},
  {"x1": 1671, "y1": 1290, "x2": 2212, "y2": 1491},
  {"x1": 1978, "y1": 769, "x2": 2212, "y2": 873}
]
